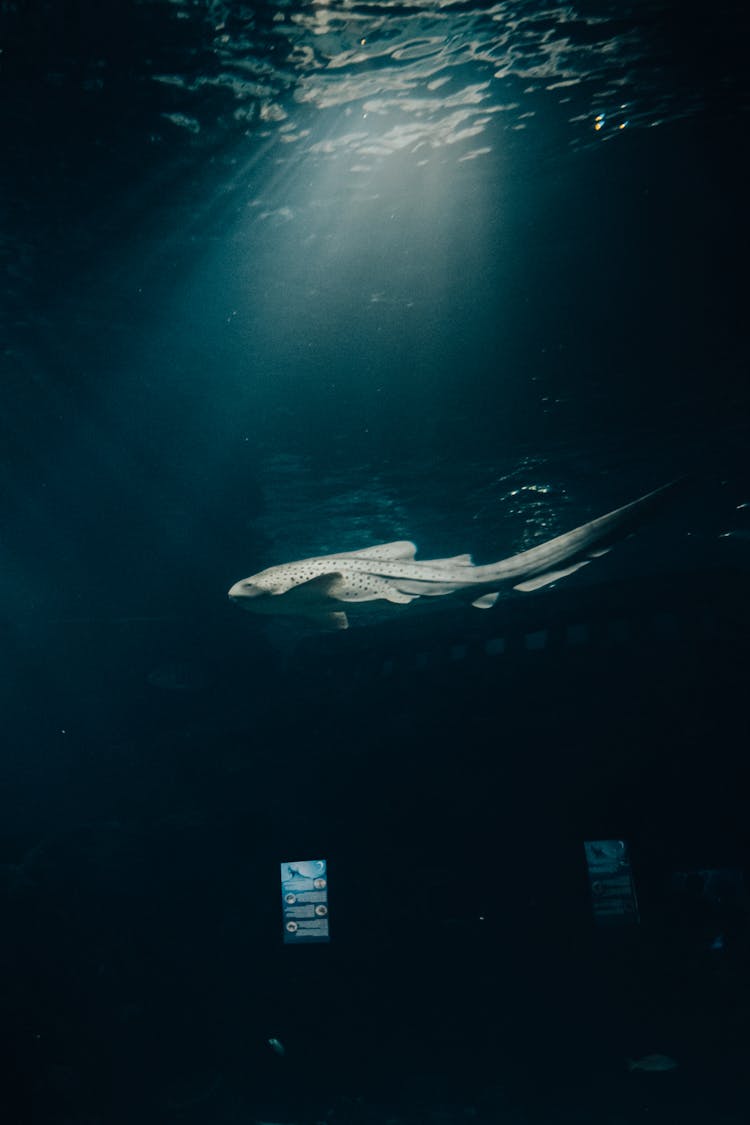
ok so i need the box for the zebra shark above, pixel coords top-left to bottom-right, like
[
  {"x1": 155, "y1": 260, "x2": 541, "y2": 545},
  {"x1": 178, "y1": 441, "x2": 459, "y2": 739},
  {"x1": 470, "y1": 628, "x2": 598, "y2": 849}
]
[{"x1": 228, "y1": 482, "x2": 677, "y2": 630}]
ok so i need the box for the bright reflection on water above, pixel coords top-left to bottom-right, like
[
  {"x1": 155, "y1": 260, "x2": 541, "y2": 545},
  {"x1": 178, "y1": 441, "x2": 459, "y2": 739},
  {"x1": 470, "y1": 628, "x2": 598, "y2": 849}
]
[
  {"x1": 152, "y1": 0, "x2": 705, "y2": 161},
  {"x1": 2, "y1": 0, "x2": 739, "y2": 630}
]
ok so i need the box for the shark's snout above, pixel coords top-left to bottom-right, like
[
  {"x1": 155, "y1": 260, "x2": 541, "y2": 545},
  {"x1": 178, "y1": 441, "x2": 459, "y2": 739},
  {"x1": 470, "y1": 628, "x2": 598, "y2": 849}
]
[{"x1": 228, "y1": 579, "x2": 264, "y2": 602}]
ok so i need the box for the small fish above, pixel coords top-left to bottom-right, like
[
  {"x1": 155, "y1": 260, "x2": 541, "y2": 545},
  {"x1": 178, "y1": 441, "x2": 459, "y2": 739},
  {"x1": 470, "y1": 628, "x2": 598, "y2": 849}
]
[
  {"x1": 229, "y1": 482, "x2": 680, "y2": 630},
  {"x1": 627, "y1": 1053, "x2": 678, "y2": 1072},
  {"x1": 267, "y1": 1037, "x2": 286, "y2": 1057}
]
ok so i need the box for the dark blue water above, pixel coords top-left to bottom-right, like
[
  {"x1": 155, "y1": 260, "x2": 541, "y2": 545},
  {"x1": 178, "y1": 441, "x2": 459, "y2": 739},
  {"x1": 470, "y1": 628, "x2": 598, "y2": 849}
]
[{"x1": 1, "y1": 2, "x2": 748, "y2": 1122}]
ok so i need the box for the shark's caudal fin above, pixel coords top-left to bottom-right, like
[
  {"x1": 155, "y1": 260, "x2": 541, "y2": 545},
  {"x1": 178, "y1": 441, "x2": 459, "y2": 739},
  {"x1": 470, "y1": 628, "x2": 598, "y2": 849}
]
[{"x1": 472, "y1": 480, "x2": 683, "y2": 595}]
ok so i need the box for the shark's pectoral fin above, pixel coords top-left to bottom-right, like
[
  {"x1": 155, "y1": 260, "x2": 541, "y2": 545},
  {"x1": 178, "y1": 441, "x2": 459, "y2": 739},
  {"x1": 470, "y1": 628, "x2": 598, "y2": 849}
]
[
  {"x1": 513, "y1": 559, "x2": 591, "y2": 593},
  {"x1": 472, "y1": 592, "x2": 500, "y2": 609},
  {"x1": 314, "y1": 610, "x2": 349, "y2": 630},
  {"x1": 275, "y1": 573, "x2": 351, "y2": 627},
  {"x1": 283, "y1": 572, "x2": 344, "y2": 598}
]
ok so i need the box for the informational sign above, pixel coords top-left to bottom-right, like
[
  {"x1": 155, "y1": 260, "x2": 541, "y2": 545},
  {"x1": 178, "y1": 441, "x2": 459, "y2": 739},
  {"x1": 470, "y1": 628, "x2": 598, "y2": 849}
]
[
  {"x1": 280, "y1": 859, "x2": 330, "y2": 944},
  {"x1": 584, "y1": 839, "x2": 640, "y2": 925}
]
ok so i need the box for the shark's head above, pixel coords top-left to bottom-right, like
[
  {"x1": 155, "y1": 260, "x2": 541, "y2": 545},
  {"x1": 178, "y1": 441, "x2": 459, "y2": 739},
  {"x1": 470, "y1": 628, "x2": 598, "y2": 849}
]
[
  {"x1": 228, "y1": 572, "x2": 278, "y2": 612},
  {"x1": 228, "y1": 560, "x2": 338, "y2": 620}
]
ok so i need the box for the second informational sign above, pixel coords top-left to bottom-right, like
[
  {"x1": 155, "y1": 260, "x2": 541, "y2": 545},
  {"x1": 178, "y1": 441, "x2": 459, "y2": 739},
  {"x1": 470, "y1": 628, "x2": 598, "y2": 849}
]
[
  {"x1": 280, "y1": 859, "x2": 330, "y2": 944},
  {"x1": 584, "y1": 839, "x2": 640, "y2": 925}
]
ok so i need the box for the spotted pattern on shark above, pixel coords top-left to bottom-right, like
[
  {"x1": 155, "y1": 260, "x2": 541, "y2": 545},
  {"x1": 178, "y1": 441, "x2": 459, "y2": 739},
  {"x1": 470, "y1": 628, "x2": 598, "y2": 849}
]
[{"x1": 228, "y1": 482, "x2": 680, "y2": 630}]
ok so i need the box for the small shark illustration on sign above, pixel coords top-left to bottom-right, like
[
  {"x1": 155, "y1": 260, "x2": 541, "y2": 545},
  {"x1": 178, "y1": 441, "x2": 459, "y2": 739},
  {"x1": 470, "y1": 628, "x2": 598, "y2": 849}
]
[{"x1": 228, "y1": 482, "x2": 678, "y2": 630}]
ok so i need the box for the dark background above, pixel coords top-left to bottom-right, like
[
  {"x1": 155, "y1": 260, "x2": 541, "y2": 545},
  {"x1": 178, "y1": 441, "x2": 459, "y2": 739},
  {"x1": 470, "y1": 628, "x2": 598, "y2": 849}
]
[{"x1": 1, "y1": 2, "x2": 748, "y2": 1122}]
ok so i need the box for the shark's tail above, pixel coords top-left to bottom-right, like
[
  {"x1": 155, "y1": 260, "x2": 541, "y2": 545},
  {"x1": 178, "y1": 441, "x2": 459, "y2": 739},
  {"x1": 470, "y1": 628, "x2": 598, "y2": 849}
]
[{"x1": 472, "y1": 479, "x2": 684, "y2": 594}]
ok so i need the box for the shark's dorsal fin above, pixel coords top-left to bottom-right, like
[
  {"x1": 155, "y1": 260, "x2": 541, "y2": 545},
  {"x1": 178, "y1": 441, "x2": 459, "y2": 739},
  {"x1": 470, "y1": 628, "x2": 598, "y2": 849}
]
[
  {"x1": 422, "y1": 553, "x2": 473, "y2": 566},
  {"x1": 329, "y1": 541, "x2": 417, "y2": 561}
]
